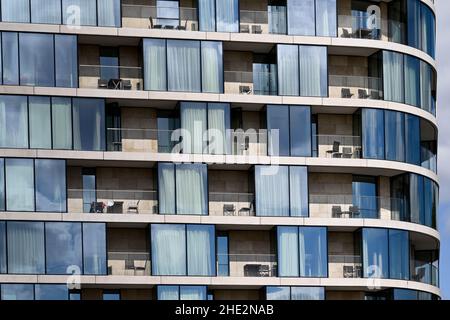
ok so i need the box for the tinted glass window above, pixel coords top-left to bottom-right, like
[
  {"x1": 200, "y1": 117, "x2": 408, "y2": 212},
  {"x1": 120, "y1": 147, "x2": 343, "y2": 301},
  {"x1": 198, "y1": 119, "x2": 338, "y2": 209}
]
[
  {"x1": 83, "y1": 223, "x2": 107, "y2": 275},
  {"x1": 73, "y1": 98, "x2": 105, "y2": 151},
  {"x1": 35, "y1": 159, "x2": 67, "y2": 212}
]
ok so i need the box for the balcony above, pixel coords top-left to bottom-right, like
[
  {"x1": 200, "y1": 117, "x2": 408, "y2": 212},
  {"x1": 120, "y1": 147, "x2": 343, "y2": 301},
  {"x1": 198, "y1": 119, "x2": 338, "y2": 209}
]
[
  {"x1": 209, "y1": 192, "x2": 255, "y2": 216},
  {"x1": 68, "y1": 189, "x2": 158, "y2": 214},
  {"x1": 224, "y1": 70, "x2": 277, "y2": 95},
  {"x1": 329, "y1": 75, "x2": 383, "y2": 100},
  {"x1": 107, "y1": 251, "x2": 151, "y2": 276},
  {"x1": 329, "y1": 255, "x2": 362, "y2": 278},
  {"x1": 316, "y1": 135, "x2": 362, "y2": 159},
  {"x1": 222, "y1": 254, "x2": 277, "y2": 277},
  {"x1": 121, "y1": 1, "x2": 198, "y2": 31},
  {"x1": 79, "y1": 65, "x2": 143, "y2": 91}
]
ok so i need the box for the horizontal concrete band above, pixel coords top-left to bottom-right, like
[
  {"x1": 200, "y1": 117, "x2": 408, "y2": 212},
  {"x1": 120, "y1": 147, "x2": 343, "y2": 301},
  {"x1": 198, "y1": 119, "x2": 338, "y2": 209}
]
[
  {"x1": 0, "y1": 86, "x2": 437, "y2": 127},
  {"x1": 0, "y1": 148, "x2": 439, "y2": 185},
  {"x1": 0, "y1": 22, "x2": 436, "y2": 68},
  {"x1": 0, "y1": 213, "x2": 440, "y2": 242},
  {"x1": 0, "y1": 275, "x2": 440, "y2": 297}
]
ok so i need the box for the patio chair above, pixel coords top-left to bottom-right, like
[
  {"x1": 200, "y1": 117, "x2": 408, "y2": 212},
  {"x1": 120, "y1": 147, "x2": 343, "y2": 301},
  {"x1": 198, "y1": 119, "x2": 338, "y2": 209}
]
[
  {"x1": 252, "y1": 25, "x2": 262, "y2": 34},
  {"x1": 341, "y1": 88, "x2": 353, "y2": 98},
  {"x1": 240, "y1": 24, "x2": 250, "y2": 33},
  {"x1": 343, "y1": 265, "x2": 355, "y2": 278},
  {"x1": 348, "y1": 205, "x2": 360, "y2": 218},
  {"x1": 223, "y1": 204, "x2": 236, "y2": 216},
  {"x1": 121, "y1": 79, "x2": 132, "y2": 90},
  {"x1": 332, "y1": 206, "x2": 343, "y2": 218},
  {"x1": 358, "y1": 89, "x2": 370, "y2": 99},
  {"x1": 326, "y1": 141, "x2": 341, "y2": 158},
  {"x1": 342, "y1": 147, "x2": 353, "y2": 158},
  {"x1": 98, "y1": 79, "x2": 108, "y2": 89},
  {"x1": 239, "y1": 85, "x2": 252, "y2": 94},
  {"x1": 127, "y1": 200, "x2": 140, "y2": 213},
  {"x1": 149, "y1": 18, "x2": 162, "y2": 29}
]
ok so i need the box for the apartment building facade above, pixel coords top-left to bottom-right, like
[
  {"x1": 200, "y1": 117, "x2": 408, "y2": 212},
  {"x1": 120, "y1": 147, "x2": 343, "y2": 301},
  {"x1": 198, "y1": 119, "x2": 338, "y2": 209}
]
[{"x1": 0, "y1": 0, "x2": 439, "y2": 300}]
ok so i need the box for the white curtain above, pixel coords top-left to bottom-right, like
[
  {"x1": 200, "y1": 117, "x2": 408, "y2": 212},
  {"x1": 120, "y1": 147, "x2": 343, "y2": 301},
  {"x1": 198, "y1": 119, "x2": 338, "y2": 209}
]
[
  {"x1": 151, "y1": 224, "x2": 187, "y2": 275},
  {"x1": 383, "y1": 51, "x2": 404, "y2": 103},
  {"x1": 291, "y1": 287, "x2": 324, "y2": 300},
  {"x1": 201, "y1": 41, "x2": 223, "y2": 93},
  {"x1": 143, "y1": 39, "x2": 167, "y2": 91},
  {"x1": 52, "y1": 98, "x2": 72, "y2": 150},
  {"x1": 216, "y1": 0, "x2": 239, "y2": 32},
  {"x1": 187, "y1": 225, "x2": 214, "y2": 276},
  {"x1": 62, "y1": 0, "x2": 97, "y2": 26},
  {"x1": 157, "y1": 286, "x2": 179, "y2": 300},
  {"x1": 167, "y1": 40, "x2": 201, "y2": 92},
  {"x1": 255, "y1": 166, "x2": 289, "y2": 216},
  {"x1": 198, "y1": 0, "x2": 215, "y2": 31},
  {"x1": 175, "y1": 164, "x2": 207, "y2": 215},
  {"x1": 29, "y1": 97, "x2": 51, "y2": 149},
  {"x1": 316, "y1": 0, "x2": 337, "y2": 37},
  {"x1": 289, "y1": 166, "x2": 309, "y2": 217},
  {"x1": 277, "y1": 227, "x2": 299, "y2": 277},
  {"x1": 300, "y1": 45, "x2": 327, "y2": 97},
  {"x1": 1, "y1": 0, "x2": 29, "y2": 22},
  {"x1": 31, "y1": 0, "x2": 61, "y2": 24},
  {"x1": 7, "y1": 222, "x2": 45, "y2": 274},
  {"x1": 158, "y1": 163, "x2": 176, "y2": 214},
  {"x1": 277, "y1": 45, "x2": 299, "y2": 96},
  {"x1": 208, "y1": 103, "x2": 230, "y2": 155},
  {"x1": 5, "y1": 159, "x2": 34, "y2": 211},
  {"x1": 181, "y1": 102, "x2": 207, "y2": 154},
  {"x1": 180, "y1": 286, "x2": 207, "y2": 300},
  {"x1": 0, "y1": 96, "x2": 28, "y2": 148},
  {"x1": 98, "y1": 0, "x2": 120, "y2": 27}
]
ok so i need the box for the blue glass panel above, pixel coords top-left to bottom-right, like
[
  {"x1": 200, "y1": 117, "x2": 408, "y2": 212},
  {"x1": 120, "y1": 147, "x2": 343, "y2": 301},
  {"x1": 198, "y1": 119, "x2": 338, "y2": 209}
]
[
  {"x1": 35, "y1": 285, "x2": 68, "y2": 300},
  {"x1": 1, "y1": 284, "x2": 34, "y2": 300},
  {"x1": 288, "y1": 0, "x2": 315, "y2": 36},
  {"x1": 35, "y1": 159, "x2": 67, "y2": 212},
  {"x1": 19, "y1": 33, "x2": 55, "y2": 86},
  {"x1": 0, "y1": 221, "x2": 5, "y2": 273},
  {"x1": 388, "y1": 229, "x2": 409, "y2": 280},
  {"x1": 290, "y1": 106, "x2": 312, "y2": 157},
  {"x1": 384, "y1": 110, "x2": 405, "y2": 161},
  {"x1": 73, "y1": 98, "x2": 106, "y2": 151},
  {"x1": 299, "y1": 227, "x2": 327, "y2": 277},
  {"x1": 0, "y1": 95, "x2": 28, "y2": 148},
  {"x1": 362, "y1": 109, "x2": 385, "y2": 159},
  {"x1": 180, "y1": 286, "x2": 207, "y2": 300},
  {"x1": 266, "y1": 287, "x2": 290, "y2": 300},
  {"x1": 187, "y1": 225, "x2": 216, "y2": 276},
  {"x1": 352, "y1": 176, "x2": 378, "y2": 219},
  {"x1": 2, "y1": 32, "x2": 19, "y2": 85},
  {"x1": 83, "y1": 223, "x2": 107, "y2": 275},
  {"x1": 277, "y1": 226, "x2": 299, "y2": 277},
  {"x1": 267, "y1": 105, "x2": 289, "y2": 156},
  {"x1": 291, "y1": 287, "x2": 325, "y2": 300},
  {"x1": 362, "y1": 228, "x2": 389, "y2": 279},
  {"x1": 55, "y1": 35, "x2": 78, "y2": 88},
  {"x1": 405, "y1": 114, "x2": 420, "y2": 165},
  {"x1": 45, "y1": 222, "x2": 82, "y2": 274}
]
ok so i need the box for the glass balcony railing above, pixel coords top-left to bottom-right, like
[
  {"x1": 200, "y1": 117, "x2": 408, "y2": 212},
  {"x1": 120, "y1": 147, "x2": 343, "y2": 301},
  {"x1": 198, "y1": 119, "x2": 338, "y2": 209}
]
[
  {"x1": 315, "y1": 135, "x2": 362, "y2": 159},
  {"x1": 67, "y1": 189, "x2": 158, "y2": 214},
  {"x1": 412, "y1": 264, "x2": 439, "y2": 287},
  {"x1": 309, "y1": 194, "x2": 404, "y2": 219},
  {"x1": 209, "y1": 192, "x2": 255, "y2": 216},
  {"x1": 220, "y1": 254, "x2": 277, "y2": 277},
  {"x1": 121, "y1": 4, "x2": 198, "y2": 30},
  {"x1": 239, "y1": 10, "x2": 268, "y2": 34},
  {"x1": 329, "y1": 75, "x2": 383, "y2": 100},
  {"x1": 328, "y1": 255, "x2": 362, "y2": 278},
  {"x1": 107, "y1": 251, "x2": 151, "y2": 276},
  {"x1": 79, "y1": 65, "x2": 143, "y2": 90},
  {"x1": 224, "y1": 71, "x2": 278, "y2": 95}
]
